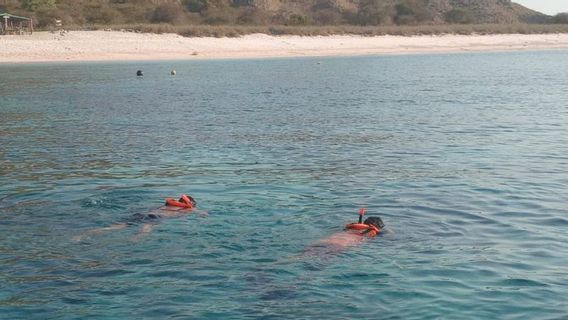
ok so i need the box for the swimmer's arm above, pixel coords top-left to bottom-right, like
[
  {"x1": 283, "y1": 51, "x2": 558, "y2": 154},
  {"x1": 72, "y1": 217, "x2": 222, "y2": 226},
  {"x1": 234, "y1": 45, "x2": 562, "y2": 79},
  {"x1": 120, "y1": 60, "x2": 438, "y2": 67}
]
[
  {"x1": 156, "y1": 206, "x2": 208, "y2": 217},
  {"x1": 72, "y1": 223, "x2": 127, "y2": 242},
  {"x1": 98, "y1": 223, "x2": 128, "y2": 231},
  {"x1": 193, "y1": 209, "x2": 209, "y2": 217},
  {"x1": 131, "y1": 223, "x2": 154, "y2": 241},
  {"x1": 362, "y1": 227, "x2": 394, "y2": 237}
]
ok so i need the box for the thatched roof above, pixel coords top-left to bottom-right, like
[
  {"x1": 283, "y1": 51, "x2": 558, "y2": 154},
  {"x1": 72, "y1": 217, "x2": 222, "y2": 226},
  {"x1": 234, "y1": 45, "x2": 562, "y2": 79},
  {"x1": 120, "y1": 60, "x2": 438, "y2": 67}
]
[{"x1": 1, "y1": 13, "x2": 31, "y2": 21}]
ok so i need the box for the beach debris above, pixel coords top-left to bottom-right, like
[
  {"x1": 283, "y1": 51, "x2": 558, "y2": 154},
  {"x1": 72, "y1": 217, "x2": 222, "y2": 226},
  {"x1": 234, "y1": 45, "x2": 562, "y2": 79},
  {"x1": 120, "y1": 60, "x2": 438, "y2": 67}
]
[{"x1": 136, "y1": 70, "x2": 143, "y2": 76}]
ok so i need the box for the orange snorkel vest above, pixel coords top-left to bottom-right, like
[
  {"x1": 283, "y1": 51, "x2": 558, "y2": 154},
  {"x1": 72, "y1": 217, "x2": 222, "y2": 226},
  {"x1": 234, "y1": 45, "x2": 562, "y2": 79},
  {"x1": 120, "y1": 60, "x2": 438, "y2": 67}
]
[
  {"x1": 165, "y1": 194, "x2": 195, "y2": 209},
  {"x1": 345, "y1": 208, "x2": 381, "y2": 237}
]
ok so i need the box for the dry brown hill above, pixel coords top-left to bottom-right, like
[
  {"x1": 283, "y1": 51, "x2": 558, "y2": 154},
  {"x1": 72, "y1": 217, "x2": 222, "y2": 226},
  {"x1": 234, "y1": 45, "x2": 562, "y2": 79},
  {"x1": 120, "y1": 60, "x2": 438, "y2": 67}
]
[{"x1": 0, "y1": 0, "x2": 550, "y2": 27}]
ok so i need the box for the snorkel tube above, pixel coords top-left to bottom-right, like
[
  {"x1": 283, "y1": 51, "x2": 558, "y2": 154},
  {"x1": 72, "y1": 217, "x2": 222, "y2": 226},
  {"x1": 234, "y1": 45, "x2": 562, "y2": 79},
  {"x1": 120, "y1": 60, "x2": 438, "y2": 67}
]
[
  {"x1": 345, "y1": 208, "x2": 383, "y2": 237},
  {"x1": 358, "y1": 207, "x2": 365, "y2": 223}
]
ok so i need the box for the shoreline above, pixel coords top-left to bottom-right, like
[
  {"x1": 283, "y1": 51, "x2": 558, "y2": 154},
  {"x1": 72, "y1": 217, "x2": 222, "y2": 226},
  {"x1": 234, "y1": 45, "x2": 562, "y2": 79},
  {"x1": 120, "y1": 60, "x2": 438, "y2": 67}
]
[{"x1": 1, "y1": 31, "x2": 568, "y2": 63}]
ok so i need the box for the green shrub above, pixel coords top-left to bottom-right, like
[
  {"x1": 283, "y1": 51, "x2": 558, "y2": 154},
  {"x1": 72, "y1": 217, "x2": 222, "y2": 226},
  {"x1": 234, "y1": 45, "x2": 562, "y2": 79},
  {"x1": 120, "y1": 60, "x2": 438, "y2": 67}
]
[
  {"x1": 233, "y1": 0, "x2": 253, "y2": 7},
  {"x1": 287, "y1": 14, "x2": 310, "y2": 26},
  {"x1": 21, "y1": 0, "x2": 56, "y2": 12},
  {"x1": 85, "y1": 5, "x2": 123, "y2": 24},
  {"x1": 445, "y1": 9, "x2": 473, "y2": 24},
  {"x1": 552, "y1": 13, "x2": 568, "y2": 24},
  {"x1": 151, "y1": 3, "x2": 184, "y2": 24},
  {"x1": 395, "y1": 4, "x2": 414, "y2": 16},
  {"x1": 201, "y1": 8, "x2": 235, "y2": 25},
  {"x1": 33, "y1": 7, "x2": 66, "y2": 27},
  {"x1": 356, "y1": 0, "x2": 389, "y2": 26},
  {"x1": 313, "y1": 9, "x2": 343, "y2": 25},
  {"x1": 236, "y1": 7, "x2": 268, "y2": 25},
  {"x1": 184, "y1": 0, "x2": 208, "y2": 13}
]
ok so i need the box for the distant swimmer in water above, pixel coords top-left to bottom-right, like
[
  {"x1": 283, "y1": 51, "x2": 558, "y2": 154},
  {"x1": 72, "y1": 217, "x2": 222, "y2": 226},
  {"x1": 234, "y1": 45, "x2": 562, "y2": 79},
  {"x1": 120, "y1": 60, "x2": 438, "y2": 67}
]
[
  {"x1": 73, "y1": 194, "x2": 206, "y2": 241},
  {"x1": 301, "y1": 208, "x2": 385, "y2": 257}
]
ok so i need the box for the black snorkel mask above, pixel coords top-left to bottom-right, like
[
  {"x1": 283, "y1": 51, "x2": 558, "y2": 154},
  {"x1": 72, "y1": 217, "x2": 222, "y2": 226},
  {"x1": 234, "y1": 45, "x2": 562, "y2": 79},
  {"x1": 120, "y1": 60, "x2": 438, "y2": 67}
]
[{"x1": 364, "y1": 217, "x2": 385, "y2": 230}]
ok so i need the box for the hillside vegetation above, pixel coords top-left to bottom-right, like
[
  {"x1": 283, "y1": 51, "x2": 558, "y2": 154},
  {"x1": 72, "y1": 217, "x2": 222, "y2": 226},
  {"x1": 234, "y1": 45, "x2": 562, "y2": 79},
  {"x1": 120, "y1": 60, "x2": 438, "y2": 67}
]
[{"x1": 1, "y1": 0, "x2": 567, "y2": 35}]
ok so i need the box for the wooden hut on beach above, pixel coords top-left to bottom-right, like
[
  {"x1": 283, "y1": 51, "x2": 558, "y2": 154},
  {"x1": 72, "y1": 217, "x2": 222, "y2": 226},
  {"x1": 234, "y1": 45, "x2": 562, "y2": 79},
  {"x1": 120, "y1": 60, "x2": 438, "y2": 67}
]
[{"x1": 0, "y1": 13, "x2": 33, "y2": 35}]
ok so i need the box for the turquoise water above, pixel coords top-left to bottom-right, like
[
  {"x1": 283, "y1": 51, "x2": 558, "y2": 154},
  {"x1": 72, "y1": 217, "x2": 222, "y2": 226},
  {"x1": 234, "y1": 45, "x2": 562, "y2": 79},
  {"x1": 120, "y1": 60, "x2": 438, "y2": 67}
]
[{"x1": 1, "y1": 51, "x2": 568, "y2": 319}]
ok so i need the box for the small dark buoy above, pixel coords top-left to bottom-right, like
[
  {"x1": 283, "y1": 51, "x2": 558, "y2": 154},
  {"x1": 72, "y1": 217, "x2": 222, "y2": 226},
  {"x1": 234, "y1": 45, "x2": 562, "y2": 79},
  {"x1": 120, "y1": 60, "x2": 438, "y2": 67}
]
[
  {"x1": 136, "y1": 70, "x2": 143, "y2": 76},
  {"x1": 170, "y1": 69, "x2": 176, "y2": 76}
]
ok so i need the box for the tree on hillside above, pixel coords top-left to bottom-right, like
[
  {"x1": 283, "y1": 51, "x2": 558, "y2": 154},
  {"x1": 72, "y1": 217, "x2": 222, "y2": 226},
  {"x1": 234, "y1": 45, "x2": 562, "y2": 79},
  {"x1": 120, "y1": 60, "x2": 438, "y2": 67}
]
[
  {"x1": 184, "y1": 0, "x2": 208, "y2": 13},
  {"x1": 355, "y1": 0, "x2": 390, "y2": 26},
  {"x1": 394, "y1": 3, "x2": 415, "y2": 24},
  {"x1": 152, "y1": 3, "x2": 185, "y2": 23},
  {"x1": 552, "y1": 13, "x2": 568, "y2": 24},
  {"x1": 236, "y1": 7, "x2": 268, "y2": 25},
  {"x1": 444, "y1": 8, "x2": 473, "y2": 24},
  {"x1": 311, "y1": 0, "x2": 343, "y2": 25},
  {"x1": 21, "y1": 0, "x2": 56, "y2": 11}
]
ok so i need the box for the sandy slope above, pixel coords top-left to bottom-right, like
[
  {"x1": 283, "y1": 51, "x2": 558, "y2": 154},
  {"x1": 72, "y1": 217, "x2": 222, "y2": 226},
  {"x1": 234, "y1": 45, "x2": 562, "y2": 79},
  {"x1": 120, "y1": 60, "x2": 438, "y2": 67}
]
[{"x1": 1, "y1": 31, "x2": 568, "y2": 63}]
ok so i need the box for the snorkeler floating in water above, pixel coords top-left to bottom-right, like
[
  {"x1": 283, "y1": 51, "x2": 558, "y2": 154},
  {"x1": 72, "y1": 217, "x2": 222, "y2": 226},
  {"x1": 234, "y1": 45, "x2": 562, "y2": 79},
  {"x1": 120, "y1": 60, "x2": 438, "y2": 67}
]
[
  {"x1": 74, "y1": 194, "x2": 205, "y2": 241},
  {"x1": 302, "y1": 208, "x2": 385, "y2": 256},
  {"x1": 345, "y1": 208, "x2": 384, "y2": 237},
  {"x1": 245, "y1": 208, "x2": 386, "y2": 299},
  {"x1": 164, "y1": 194, "x2": 196, "y2": 209}
]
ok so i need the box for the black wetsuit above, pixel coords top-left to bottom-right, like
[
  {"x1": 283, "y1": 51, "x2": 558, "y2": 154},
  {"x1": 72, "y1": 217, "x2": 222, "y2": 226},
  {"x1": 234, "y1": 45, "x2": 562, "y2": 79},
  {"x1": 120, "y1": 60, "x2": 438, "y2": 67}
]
[{"x1": 124, "y1": 213, "x2": 161, "y2": 225}]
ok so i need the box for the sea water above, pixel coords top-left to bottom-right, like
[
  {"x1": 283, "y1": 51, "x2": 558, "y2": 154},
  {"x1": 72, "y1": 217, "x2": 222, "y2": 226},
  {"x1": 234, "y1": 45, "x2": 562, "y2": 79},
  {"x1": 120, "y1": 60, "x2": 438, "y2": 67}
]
[{"x1": 1, "y1": 51, "x2": 567, "y2": 319}]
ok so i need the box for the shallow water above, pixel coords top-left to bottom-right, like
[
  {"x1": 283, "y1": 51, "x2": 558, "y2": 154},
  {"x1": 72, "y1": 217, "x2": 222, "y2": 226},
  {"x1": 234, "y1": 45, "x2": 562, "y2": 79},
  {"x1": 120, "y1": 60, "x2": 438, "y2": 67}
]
[{"x1": 1, "y1": 51, "x2": 568, "y2": 319}]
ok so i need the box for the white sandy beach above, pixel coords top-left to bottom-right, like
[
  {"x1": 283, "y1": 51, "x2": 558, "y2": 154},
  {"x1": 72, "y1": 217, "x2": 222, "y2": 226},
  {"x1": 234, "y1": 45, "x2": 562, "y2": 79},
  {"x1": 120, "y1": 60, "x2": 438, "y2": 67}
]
[{"x1": 1, "y1": 30, "x2": 568, "y2": 63}]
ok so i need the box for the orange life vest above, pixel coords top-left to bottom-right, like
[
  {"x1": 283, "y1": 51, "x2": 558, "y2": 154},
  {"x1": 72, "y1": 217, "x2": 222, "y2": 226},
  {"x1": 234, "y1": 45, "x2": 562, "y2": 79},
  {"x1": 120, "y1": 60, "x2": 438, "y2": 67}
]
[{"x1": 165, "y1": 194, "x2": 194, "y2": 209}]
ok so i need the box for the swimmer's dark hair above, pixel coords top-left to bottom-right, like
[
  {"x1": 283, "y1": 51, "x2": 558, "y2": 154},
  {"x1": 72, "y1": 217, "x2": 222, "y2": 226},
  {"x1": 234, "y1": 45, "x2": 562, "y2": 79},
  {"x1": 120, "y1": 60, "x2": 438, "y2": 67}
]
[
  {"x1": 364, "y1": 217, "x2": 385, "y2": 229},
  {"x1": 187, "y1": 195, "x2": 197, "y2": 207},
  {"x1": 179, "y1": 195, "x2": 197, "y2": 207}
]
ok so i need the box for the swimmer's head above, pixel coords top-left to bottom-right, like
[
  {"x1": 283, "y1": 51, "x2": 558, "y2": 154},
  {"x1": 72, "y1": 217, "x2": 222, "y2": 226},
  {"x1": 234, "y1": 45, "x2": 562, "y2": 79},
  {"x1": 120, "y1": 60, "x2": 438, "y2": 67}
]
[
  {"x1": 188, "y1": 196, "x2": 196, "y2": 207},
  {"x1": 179, "y1": 194, "x2": 197, "y2": 207},
  {"x1": 364, "y1": 217, "x2": 385, "y2": 230}
]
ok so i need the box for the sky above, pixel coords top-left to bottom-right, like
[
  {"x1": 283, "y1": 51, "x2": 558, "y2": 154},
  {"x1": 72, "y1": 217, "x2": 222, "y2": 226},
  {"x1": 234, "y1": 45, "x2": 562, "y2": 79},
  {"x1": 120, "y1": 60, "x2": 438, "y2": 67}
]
[{"x1": 515, "y1": 0, "x2": 568, "y2": 15}]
